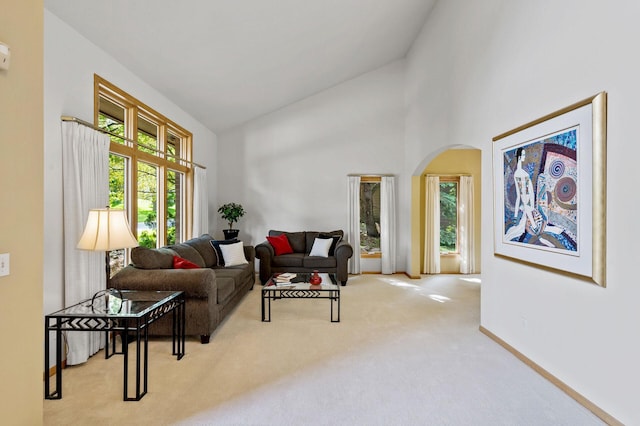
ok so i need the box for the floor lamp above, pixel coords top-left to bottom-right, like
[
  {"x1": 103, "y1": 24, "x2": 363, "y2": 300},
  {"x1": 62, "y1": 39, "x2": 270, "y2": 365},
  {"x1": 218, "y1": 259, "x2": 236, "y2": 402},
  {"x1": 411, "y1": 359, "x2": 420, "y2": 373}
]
[{"x1": 77, "y1": 207, "x2": 138, "y2": 287}]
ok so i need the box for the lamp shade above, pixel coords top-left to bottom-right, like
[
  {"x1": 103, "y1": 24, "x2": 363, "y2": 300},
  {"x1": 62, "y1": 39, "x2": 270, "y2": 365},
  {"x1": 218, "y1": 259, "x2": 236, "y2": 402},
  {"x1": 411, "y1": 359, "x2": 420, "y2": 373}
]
[{"x1": 77, "y1": 208, "x2": 138, "y2": 251}]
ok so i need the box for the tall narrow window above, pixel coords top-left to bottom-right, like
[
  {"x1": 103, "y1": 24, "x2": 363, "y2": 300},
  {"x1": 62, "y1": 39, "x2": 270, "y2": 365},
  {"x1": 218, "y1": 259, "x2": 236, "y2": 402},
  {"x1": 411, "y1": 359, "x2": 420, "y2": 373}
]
[
  {"x1": 96, "y1": 75, "x2": 193, "y2": 270},
  {"x1": 439, "y1": 179, "x2": 459, "y2": 254},
  {"x1": 108, "y1": 153, "x2": 128, "y2": 273},
  {"x1": 359, "y1": 177, "x2": 381, "y2": 256},
  {"x1": 167, "y1": 170, "x2": 184, "y2": 245},
  {"x1": 137, "y1": 161, "x2": 158, "y2": 248}
]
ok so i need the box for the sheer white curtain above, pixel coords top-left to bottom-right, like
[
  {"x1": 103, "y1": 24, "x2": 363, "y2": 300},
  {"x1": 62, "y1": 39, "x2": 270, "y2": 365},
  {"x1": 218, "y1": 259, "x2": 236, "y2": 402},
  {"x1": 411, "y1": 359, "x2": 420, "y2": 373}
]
[
  {"x1": 347, "y1": 176, "x2": 361, "y2": 274},
  {"x1": 459, "y1": 176, "x2": 475, "y2": 274},
  {"x1": 423, "y1": 176, "x2": 441, "y2": 274},
  {"x1": 62, "y1": 121, "x2": 110, "y2": 365},
  {"x1": 380, "y1": 176, "x2": 396, "y2": 274},
  {"x1": 192, "y1": 166, "x2": 209, "y2": 237}
]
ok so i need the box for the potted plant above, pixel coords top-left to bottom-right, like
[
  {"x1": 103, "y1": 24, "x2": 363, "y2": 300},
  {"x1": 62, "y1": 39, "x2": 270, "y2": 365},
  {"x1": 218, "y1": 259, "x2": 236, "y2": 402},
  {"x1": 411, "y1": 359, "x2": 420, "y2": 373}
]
[{"x1": 217, "y1": 202, "x2": 246, "y2": 240}]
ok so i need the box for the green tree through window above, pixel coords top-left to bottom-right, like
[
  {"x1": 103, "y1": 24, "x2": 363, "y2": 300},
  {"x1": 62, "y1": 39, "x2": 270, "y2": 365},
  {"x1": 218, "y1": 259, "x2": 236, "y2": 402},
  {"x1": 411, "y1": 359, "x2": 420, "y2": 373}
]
[
  {"x1": 359, "y1": 179, "x2": 381, "y2": 255},
  {"x1": 440, "y1": 181, "x2": 458, "y2": 253},
  {"x1": 96, "y1": 75, "x2": 192, "y2": 265}
]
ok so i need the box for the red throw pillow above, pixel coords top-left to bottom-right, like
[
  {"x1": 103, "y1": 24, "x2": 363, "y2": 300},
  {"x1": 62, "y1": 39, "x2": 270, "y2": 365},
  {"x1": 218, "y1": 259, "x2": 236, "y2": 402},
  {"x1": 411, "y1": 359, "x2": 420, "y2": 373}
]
[
  {"x1": 266, "y1": 234, "x2": 294, "y2": 255},
  {"x1": 172, "y1": 255, "x2": 200, "y2": 269}
]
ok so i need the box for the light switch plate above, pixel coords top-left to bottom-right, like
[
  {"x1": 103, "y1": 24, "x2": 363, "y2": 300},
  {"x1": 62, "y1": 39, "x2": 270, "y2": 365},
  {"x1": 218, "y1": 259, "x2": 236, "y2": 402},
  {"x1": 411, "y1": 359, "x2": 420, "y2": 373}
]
[
  {"x1": 0, "y1": 42, "x2": 10, "y2": 71},
  {"x1": 0, "y1": 253, "x2": 10, "y2": 277}
]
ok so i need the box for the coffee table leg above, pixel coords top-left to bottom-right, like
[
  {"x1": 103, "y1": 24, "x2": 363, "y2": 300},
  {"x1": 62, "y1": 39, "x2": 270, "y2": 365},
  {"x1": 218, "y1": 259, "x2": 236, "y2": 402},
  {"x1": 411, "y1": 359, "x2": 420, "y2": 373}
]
[
  {"x1": 262, "y1": 291, "x2": 272, "y2": 322},
  {"x1": 331, "y1": 290, "x2": 340, "y2": 322}
]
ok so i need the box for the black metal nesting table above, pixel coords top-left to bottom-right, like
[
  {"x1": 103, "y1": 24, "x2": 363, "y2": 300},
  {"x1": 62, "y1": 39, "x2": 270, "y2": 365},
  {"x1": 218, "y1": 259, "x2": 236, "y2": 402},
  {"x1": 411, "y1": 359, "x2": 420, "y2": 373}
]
[
  {"x1": 44, "y1": 290, "x2": 185, "y2": 401},
  {"x1": 262, "y1": 273, "x2": 340, "y2": 322}
]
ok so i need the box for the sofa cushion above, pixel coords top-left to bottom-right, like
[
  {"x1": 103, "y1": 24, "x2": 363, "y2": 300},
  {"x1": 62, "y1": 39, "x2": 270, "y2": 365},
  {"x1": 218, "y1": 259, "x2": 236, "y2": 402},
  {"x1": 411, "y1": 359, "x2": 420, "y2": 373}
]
[
  {"x1": 168, "y1": 243, "x2": 206, "y2": 267},
  {"x1": 303, "y1": 256, "x2": 337, "y2": 269},
  {"x1": 213, "y1": 275, "x2": 235, "y2": 304},
  {"x1": 212, "y1": 268, "x2": 249, "y2": 303},
  {"x1": 210, "y1": 239, "x2": 239, "y2": 266},
  {"x1": 318, "y1": 233, "x2": 342, "y2": 256},
  {"x1": 184, "y1": 234, "x2": 217, "y2": 267},
  {"x1": 305, "y1": 230, "x2": 343, "y2": 253},
  {"x1": 173, "y1": 255, "x2": 200, "y2": 269},
  {"x1": 272, "y1": 253, "x2": 305, "y2": 268},
  {"x1": 270, "y1": 230, "x2": 306, "y2": 253},
  {"x1": 131, "y1": 247, "x2": 177, "y2": 269},
  {"x1": 309, "y1": 237, "x2": 333, "y2": 257},
  {"x1": 266, "y1": 234, "x2": 294, "y2": 255},
  {"x1": 219, "y1": 241, "x2": 249, "y2": 267}
]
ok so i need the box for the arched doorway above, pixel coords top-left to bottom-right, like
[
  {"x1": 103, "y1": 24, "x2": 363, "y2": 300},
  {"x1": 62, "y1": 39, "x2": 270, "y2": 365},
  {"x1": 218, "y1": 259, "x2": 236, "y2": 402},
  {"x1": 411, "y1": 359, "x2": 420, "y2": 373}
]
[{"x1": 409, "y1": 146, "x2": 482, "y2": 277}]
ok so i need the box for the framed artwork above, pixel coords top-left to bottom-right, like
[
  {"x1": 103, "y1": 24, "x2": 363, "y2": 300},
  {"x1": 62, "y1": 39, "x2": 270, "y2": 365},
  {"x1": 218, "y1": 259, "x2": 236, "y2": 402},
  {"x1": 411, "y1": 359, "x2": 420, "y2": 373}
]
[{"x1": 492, "y1": 92, "x2": 607, "y2": 286}]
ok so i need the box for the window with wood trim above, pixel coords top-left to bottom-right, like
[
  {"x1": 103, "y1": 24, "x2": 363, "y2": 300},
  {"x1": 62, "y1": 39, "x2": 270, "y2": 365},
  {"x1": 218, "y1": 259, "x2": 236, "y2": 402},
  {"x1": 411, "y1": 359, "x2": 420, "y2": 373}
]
[
  {"x1": 360, "y1": 176, "x2": 381, "y2": 257},
  {"x1": 95, "y1": 75, "x2": 193, "y2": 273}
]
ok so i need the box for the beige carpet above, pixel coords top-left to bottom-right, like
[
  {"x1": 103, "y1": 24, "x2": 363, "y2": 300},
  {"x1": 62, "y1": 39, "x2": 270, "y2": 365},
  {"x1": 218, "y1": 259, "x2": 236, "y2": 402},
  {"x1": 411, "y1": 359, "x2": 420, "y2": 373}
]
[{"x1": 44, "y1": 274, "x2": 603, "y2": 425}]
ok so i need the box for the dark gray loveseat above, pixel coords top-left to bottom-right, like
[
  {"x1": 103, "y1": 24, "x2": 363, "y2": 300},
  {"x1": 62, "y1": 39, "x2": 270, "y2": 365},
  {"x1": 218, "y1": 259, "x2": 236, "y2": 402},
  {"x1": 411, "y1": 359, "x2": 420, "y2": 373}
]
[
  {"x1": 110, "y1": 234, "x2": 255, "y2": 343},
  {"x1": 255, "y1": 230, "x2": 353, "y2": 285}
]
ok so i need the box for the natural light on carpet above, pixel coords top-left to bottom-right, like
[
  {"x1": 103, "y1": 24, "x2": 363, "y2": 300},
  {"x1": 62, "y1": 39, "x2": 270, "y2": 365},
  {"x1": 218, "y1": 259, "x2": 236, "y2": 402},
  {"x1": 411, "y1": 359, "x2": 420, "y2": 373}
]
[{"x1": 428, "y1": 294, "x2": 451, "y2": 303}]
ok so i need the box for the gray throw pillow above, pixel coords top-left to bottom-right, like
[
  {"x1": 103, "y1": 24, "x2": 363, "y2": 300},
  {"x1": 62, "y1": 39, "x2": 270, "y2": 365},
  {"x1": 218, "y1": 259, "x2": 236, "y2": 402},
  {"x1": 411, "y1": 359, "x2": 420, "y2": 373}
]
[{"x1": 131, "y1": 247, "x2": 177, "y2": 269}]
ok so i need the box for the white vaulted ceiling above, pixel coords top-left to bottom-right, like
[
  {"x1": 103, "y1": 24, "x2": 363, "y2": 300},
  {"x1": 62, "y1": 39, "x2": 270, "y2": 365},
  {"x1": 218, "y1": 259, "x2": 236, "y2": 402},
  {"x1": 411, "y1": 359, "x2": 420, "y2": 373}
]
[{"x1": 45, "y1": 0, "x2": 436, "y2": 132}]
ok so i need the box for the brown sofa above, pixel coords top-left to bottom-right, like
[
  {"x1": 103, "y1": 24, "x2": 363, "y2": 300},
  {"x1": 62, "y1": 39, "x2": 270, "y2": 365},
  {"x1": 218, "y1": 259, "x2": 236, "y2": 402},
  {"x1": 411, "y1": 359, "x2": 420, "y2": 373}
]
[
  {"x1": 255, "y1": 230, "x2": 353, "y2": 285},
  {"x1": 110, "y1": 234, "x2": 255, "y2": 343}
]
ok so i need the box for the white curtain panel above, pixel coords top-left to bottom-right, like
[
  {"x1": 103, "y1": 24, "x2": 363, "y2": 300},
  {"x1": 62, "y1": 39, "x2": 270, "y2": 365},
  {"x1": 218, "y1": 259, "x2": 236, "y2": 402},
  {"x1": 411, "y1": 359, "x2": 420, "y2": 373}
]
[
  {"x1": 459, "y1": 176, "x2": 476, "y2": 274},
  {"x1": 62, "y1": 121, "x2": 110, "y2": 365},
  {"x1": 192, "y1": 166, "x2": 209, "y2": 237},
  {"x1": 347, "y1": 176, "x2": 361, "y2": 274},
  {"x1": 423, "y1": 176, "x2": 441, "y2": 274},
  {"x1": 380, "y1": 176, "x2": 396, "y2": 274}
]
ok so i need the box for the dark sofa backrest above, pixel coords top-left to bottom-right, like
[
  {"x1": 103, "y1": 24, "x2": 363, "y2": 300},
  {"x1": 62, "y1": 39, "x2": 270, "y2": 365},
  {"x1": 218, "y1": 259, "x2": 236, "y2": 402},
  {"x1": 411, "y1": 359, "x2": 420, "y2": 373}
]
[
  {"x1": 268, "y1": 230, "x2": 344, "y2": 254},
  {"x1": 305, "y1": 230, "x2": 343, "y2": 253}
]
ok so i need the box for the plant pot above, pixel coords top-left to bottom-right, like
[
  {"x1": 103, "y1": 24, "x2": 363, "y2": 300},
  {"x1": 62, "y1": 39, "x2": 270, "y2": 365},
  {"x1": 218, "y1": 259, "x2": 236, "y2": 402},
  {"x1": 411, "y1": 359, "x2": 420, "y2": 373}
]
[{"x1": 223, "y1": 229, "x2": 239, "y2": 240}]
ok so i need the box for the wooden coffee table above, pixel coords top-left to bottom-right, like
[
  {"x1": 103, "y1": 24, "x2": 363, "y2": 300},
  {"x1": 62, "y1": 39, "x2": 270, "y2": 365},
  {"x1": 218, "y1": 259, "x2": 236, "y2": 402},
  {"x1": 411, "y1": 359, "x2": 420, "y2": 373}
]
[{"x1": 261, "y1": 272, "x2": 340, "y2": 322}]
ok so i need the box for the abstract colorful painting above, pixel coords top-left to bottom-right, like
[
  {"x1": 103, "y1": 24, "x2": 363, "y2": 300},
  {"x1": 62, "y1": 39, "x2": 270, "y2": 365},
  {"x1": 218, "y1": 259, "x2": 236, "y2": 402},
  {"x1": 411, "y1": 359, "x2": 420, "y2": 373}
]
[
  {"x1": 502, "y1": 128, "x2": 579, "y2": 254},
  {"x1": 492, "y1": 92, "x2": 607, "y2": 286}
]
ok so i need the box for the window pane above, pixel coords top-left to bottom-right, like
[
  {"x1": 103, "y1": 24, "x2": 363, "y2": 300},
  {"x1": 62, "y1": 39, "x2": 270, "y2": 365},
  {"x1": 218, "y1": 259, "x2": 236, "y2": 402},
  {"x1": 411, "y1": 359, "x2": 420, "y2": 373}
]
[
  {"x1": 137, "y1": 115, "x2": 158, "y2": 155},
  {"x1": 109, "y1": 154, "x2": 126, "y2": 209},
  {"x1": 167, "y1": 131, "x2": 180, "y2": 163},
  {"x1": 137, "y1": 161, "x2": 158, "y2": 248},
  {"x1": 109, "y1": 153, "x2": 128, "y2": 276},
  {"x1": 98, "y1": 96, "x2": 126, "y2": 145},
  {"x1": 440, "y1": 182, "x2": 458, "y2": 253},
  {"x1": 167, "y1": 170, "x2": 183, "y2": 245},
  {"x1": 359, "y1": 182, "x2": 381, "y2": 254}
]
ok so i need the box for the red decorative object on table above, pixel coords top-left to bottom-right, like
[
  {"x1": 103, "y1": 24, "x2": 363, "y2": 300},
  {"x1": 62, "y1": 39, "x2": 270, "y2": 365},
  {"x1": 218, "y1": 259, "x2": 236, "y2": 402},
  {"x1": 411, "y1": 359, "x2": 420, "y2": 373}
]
[{"x1": 309, "y1": 270, "x2": 322, "y2": 285}]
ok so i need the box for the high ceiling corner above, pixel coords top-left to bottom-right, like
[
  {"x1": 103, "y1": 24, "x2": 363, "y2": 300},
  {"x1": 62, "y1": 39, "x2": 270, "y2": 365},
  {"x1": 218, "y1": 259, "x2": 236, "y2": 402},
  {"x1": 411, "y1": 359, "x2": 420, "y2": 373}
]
[{"x1": 45, "y1": 0, "x2": 436, "y2": 132}]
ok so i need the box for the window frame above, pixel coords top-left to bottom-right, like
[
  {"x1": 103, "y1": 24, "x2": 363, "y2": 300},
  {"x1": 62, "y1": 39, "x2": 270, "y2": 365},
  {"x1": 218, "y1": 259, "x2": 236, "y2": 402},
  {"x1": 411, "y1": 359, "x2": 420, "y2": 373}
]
[{"x1": 94, "y1": 74, "x2": 194, "y2": 249}]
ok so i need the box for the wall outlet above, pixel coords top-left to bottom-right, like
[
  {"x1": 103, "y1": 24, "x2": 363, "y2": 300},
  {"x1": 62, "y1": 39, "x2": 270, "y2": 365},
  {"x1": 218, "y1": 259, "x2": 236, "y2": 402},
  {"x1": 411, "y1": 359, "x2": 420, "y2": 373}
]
[{"x1": 0, "y1": 253, "x2": 10, "y2": 277}]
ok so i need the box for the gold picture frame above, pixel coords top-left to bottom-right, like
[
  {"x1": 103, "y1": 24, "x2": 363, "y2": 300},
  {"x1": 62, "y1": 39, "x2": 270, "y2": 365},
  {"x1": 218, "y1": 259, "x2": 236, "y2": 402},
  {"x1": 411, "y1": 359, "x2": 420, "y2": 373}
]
[{"x1": 492, "y1": 92, "x2": 607, "y2": 286}]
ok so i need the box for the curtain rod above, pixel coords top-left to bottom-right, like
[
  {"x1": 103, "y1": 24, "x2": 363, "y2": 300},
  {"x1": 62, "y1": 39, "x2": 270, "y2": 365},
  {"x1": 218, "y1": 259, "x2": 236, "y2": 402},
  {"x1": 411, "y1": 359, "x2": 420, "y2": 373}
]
[{"x1": 61, "y1": 116, "x2": 206, "y2": 170}]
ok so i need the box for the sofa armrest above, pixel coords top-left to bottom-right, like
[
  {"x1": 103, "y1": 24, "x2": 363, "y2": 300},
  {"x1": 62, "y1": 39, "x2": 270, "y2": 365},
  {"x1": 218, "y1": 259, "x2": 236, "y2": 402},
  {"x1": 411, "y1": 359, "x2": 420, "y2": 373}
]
[
  {"x1": 334, "y1": 240, "x2": 353, "y2": 284},
  {"x1": 255, "y1": 241, "x2": 275, "y2": 284},
  {"x1": 243, "y1": 245, "x2": 256, "y2": 263},
  {"x1": 334, "y1": 240, "x2": 353, "y2": 261},
  {"x1": 110, "y1": 265, "x2": 217, "y2": 299}
]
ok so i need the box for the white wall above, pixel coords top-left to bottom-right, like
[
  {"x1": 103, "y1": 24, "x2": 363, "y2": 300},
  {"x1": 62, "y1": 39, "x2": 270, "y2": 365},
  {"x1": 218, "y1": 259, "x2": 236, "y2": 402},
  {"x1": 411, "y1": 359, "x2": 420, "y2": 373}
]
[
  {"x1": 404, "y1": 0, "x2": 639, "y2": 423},
  {"x1": 217, "y1": 61, "x2": 406, "y2": 263},
  {"x1": 43, "y1": 10, "x2": 218, "y2": 357}
]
